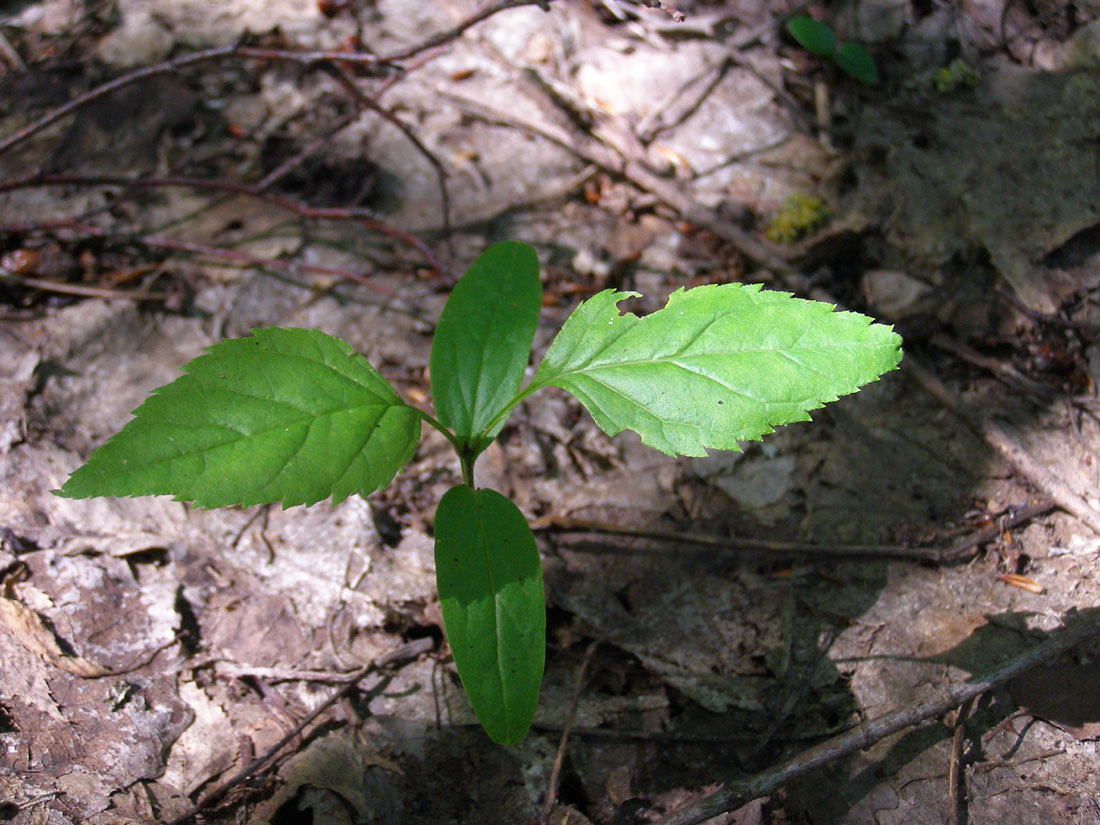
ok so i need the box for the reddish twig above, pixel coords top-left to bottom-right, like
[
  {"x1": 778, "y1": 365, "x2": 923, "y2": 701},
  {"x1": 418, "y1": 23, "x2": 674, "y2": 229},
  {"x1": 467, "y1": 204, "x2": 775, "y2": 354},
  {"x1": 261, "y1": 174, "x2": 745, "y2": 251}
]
[
  {"x1": 0, "y1": 0, "x2": 555, "y2": 162},
  {"x1": 255, "y1": 110, "x2": 360, "y2": 192},
  {"x1": 0, "y1": 45, "x2": 395, "y2": 162},
  {"x1": 0, "y1": 173, "x2": 449, "y2": 277},
  {"x1": 380, "y1": 0, "x2": 558, "y2": 64},
  {"x1": 0, "y1": 218, "x2": 397, "y2": 295},
  {"x1": 322, "y1": 63, "x2": 453, "y2": 234}
]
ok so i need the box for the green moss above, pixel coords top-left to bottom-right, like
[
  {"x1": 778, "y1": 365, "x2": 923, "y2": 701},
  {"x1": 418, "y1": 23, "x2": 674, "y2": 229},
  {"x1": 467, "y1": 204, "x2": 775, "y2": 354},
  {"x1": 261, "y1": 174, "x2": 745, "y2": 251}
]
[
  {"x1": 764, "y1": 194, "x2": 830, "y2": 244},
  {"x1": 935, "y1": 59, "x2": 981, "y2": 92},
  {"x1": 908, "y1": 59, "x2": 981, "y2": 94}
]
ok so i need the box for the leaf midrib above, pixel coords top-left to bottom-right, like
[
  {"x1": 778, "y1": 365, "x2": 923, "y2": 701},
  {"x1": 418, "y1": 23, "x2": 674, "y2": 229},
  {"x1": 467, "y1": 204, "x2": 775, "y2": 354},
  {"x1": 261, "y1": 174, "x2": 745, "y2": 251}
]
[
  {"x1": 105, "y1": 399, "x2": 410, "y2": 478},
  {"x1": 537, "y1": 339, "x2": 885, "y2": 391}
]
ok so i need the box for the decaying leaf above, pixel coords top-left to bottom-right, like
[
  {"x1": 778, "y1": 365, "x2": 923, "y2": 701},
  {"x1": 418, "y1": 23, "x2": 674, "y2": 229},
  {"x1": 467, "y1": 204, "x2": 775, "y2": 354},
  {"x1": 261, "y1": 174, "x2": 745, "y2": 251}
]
[
  {"x1": 1009, "y1": 662, "x2": 1100, "y2": 740},
  {"x1": 0, "y1": 586, "x2": 110, "y2": 677}
]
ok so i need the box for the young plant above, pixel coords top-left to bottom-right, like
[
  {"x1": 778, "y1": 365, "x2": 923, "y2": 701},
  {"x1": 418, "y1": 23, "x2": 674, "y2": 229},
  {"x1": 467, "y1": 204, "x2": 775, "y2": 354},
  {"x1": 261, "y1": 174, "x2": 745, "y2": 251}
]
[
  {"x1": 786, "y1": 16, "x2": 879, "y2": 86},
  {"x1": 56, "y1": 241, "x2": 902, "y2": 744}
]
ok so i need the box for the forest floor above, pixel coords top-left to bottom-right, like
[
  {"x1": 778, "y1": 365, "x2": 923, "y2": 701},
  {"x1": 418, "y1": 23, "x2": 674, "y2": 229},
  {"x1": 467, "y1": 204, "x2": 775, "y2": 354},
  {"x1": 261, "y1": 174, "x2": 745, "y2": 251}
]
[{"x1": 2, "y1": 1, "x2": 1100, "y2": 823}]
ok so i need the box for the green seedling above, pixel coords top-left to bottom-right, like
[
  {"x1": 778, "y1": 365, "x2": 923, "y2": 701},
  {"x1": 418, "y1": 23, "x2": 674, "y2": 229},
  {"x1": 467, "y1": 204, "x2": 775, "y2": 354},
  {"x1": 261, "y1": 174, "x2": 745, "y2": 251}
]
[
  {"x1": 786, "y1": 16, "x2": 879, "y2": 86},
  {"x1": 56, "y1": 241, "x2": 902, "y2": 744}
]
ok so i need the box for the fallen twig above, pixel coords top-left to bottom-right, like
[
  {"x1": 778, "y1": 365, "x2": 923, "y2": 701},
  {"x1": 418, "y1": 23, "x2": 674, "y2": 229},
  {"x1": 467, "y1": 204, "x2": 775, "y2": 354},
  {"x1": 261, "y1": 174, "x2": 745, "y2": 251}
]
[
  {"x1": 0, "y1": 270, "x2": 174, "y2": 302},
  {"x1": 906, "y1": 355, "x2": 1100, "y2": 536},
  {"x1": 0, "y1": 173, "x2": 448, "y2": 277},
  {"x1": 322, "y1": 62, "x2": 453, "y2": 235},
  {"x1": 0, "y1": 45, "x2": 393, "y2": 162},
  {"x1": 381, "y1": 0, "x2": 559, "y2": 64},
  {"x1": 441, "y1": 91, "x2": 791, "y2": 272},
  {"x1": 0, "y1": 0, "x2": 558, "y2": 161},
  {"x1": 947, "y1": 696, "x2": 976, "y2": 825},
  {"x1": 539, "y1": 638, "x2": 600, "y2": 824},
  {"x1": 0, "y1": 218, "x2": 399, "y2": 296},
  {"x1": 532, "y1": 500, "x2": 1054, "y2": 563},
  {"x1": 650, "y1": 608, "x2": 1100, "y2": 825},
  {"x1": 255, "y1": 110, "x2": 360, "y2": 192},
  {"x1": 165, "y1": 637, "x2": 433, "y2": 825}
]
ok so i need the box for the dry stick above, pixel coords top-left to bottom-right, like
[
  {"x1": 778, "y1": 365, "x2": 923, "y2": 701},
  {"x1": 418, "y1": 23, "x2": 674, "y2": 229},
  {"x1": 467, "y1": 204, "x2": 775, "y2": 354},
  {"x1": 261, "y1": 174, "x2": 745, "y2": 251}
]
[
  {"x1": 254, "y1": 41, "x2": 446, "y2": 194},
  {"x1": 0, "y1": 270, "x2": 174, "y2": 302},
  {"x1": 539, "y1": 639, "x2": 601, "y2": 825},
  {"x1": 255, "y1": 110, "x2": 360, "y2": 192},
  {"x1": 165, "y1": 637, "x2": 433, "y2": 825},
  {"x1": 0, "y1": 173, "x2": 446, "y2": 279},
  {"x1": 322, "y1": 63, "x2": 453, "y2": 236},
  {"x1": 0, "y1": 0, "x2": 550, "y2": 178},
  {"x1": 532, "y1": 499, "x2": 1055, "y2": 563},
  {"x1": 0, "y1": 45, "x2": 394, "y2": 161},
  {"x1": 638, "y1": 0, "x2": 818, "y2": 144},
  {"x1": 947, "y1": 696, "x2": 976, "y2": 825},
  {"x1": 441, "y1": 92, "x2": 790, "y2": 273},
  {"x1": 650, "y1": 608, "x2": 1100, "y2": 825},
  {"x1": 906, "y1": 356, "x2": 1100, "y2": 537},
  {"x1": 0, "y1": 0, "x2": 554, "y2": 163},
  {"x1": 750, "y1": 627, "x2": 838, "y2": 760},
  {"x1": 382, "y1": 0, "x2": 558, "y2": 64},
  {"x1": 0, "y1": 218, "x2": 398, "y2": 296}
]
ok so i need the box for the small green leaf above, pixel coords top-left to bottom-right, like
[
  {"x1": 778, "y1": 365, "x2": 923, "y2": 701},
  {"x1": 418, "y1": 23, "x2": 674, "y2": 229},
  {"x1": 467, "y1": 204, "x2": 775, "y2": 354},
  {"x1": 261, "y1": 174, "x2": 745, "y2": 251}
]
[
  {"x1": 434, "y1": 485, "x2": 545, "y2": 745},
  {"x1": 56, "y1": 327, "x2": 421, "y2": 508},
  {"x1": 834, "y1": 42, "x2": 879, "y2": 85},
  {"x1": 528, "y1": 284, "x2": 902, "y2": 457},
  {"x1": 786, "y1": 16, "x2": 838, "y2": 56},
  {"x1": 430, "y1": 241, "x2": 542, "y2": 445}
]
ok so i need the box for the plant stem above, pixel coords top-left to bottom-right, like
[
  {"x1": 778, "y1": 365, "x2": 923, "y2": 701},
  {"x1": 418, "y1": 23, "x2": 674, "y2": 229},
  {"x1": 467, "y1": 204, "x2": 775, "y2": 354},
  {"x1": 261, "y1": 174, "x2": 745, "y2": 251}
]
[
  {"x1": 459, "y1": 450, "x2": 477, "y2": 487},
  {"x1": 416, "y1": 408, "x2": 477, "y2": 487}
]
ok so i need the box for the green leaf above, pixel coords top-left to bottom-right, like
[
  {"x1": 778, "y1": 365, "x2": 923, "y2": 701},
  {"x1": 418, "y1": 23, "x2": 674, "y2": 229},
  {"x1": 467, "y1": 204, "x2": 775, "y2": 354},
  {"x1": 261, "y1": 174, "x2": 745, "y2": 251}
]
[
  {"x1": 527, "y1": 284, "x2": 902, "y2": 457},
  {"x1": 56, "y1": 327, "x2": 421, "y2": 508},
  {"x1": 834, "y1": 42, "x2": 879, "y2": 85},
  {"x1": 434, "y1": 485, "x2": 545, "y2": 745},
  {"x1": 430, "y1": 241, "x2": 542, "y2": 445},
  {"x1": 786, "y1": 16, "x2": 838, "y2": 56}
]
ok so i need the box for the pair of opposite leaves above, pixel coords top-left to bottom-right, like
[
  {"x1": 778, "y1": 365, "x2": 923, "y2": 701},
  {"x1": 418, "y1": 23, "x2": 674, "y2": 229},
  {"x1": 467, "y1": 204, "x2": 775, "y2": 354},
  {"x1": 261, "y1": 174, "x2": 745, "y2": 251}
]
[{"x1": 58, "y1": 241, "x2": 902, "y2": 743}]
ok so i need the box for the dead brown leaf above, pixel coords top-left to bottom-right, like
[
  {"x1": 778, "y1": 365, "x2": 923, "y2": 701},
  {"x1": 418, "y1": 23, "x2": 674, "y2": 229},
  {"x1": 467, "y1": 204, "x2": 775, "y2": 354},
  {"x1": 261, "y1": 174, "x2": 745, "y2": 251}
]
[
  {"x1": 0, "y1": 588, "x2": 110, "y2": 677},
  {"x1": 1009, "y1": 662, "x2": 1100, "y2": 740}
]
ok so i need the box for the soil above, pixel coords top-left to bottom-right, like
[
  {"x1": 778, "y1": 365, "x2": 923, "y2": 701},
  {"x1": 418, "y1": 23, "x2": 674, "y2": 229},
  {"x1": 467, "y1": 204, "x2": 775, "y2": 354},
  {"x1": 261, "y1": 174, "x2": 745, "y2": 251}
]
[{"x1": 2, "y1": 1, "x2": 1100, "y2": 824}]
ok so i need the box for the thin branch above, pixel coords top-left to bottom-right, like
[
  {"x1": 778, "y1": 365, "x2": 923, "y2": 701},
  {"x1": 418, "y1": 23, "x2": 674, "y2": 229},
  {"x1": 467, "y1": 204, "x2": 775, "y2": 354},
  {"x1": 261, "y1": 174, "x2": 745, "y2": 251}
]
[
  {"x1": 0, "y1": 173, "x2": 448, "y2": 277},
  {"x1": 322, "y1": 63, "x2": 452, "y2": 234},
  {"x1": 0, "y1": 218, "x2": 398, "y2": 295},
  {"x1": 165, "y1": 638, "x2": 432, "y2": 825},
  {"x1": 0, "y1": 45, "x2": 394, "y2": 162},
  {"x1": 947, "y1": 696, "x2": 976, "y2": 825},
  {"x1": 533, "y1": 500, "x2": 1054, "y2": 563},
  {"x1": 650, "y1": 608, "x2": 1100, "y2": 825},
  {"x1": 441, "y1": 91, "x2": 791, "y2": 272},
  {"x1": 0, "y1": 270, "x2": 174, "y2": 302},
  {"x1": 380, "y1": 0, "x2": 559, "y2": 64},
  {"x1": 539, "y1": 639, "x2": 600, "y2": 824},
  {"x1": 906, "y1": 356, "x2": 1100, "y2": 536},
  {"x1": 255, "y1": 110, "x2": 360, "y2": 192},
  {"x1": 0, "y1": 0, "x2": 555, "y2": 160}
]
